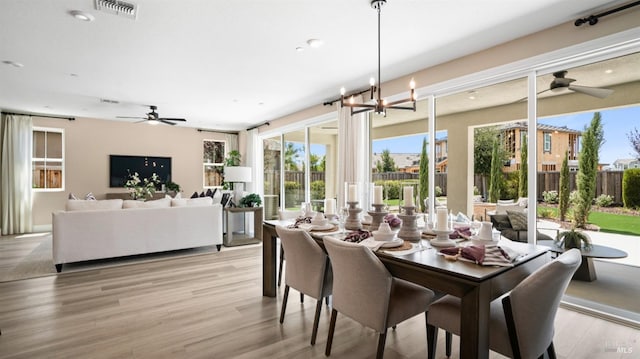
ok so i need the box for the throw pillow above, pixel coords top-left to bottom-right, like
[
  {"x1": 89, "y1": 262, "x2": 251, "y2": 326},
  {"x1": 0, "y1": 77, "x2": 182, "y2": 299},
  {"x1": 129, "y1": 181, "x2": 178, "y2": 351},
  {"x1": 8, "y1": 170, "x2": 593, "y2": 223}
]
[
  {"x1": 174, "y1": 192, "x2": 182, "y2": 199},
  {"x1": 190, "y1": 191, "x2": 199, "y2": 199},
  {"x1": 123, "y1": 198, "x2": 171, "y2": 209},
  {"x1": 506, "y1": 210, "x2": 527, "y2": 231},
  {"x1": 206, "y1": 188, "x2": 213, "y2": 197},
  {"x1": 68, "y1": 193, "x2": 78, "y2": 200},
  {"x1": 489, "y1": 214, "x2": 512, "y2": 231},
  {"x1": 199, "y1": 191, "x2": 206, "y2": 197},
  {"x1": 85, "y1": 192, "x2": 96, "y2": 200},
  {"x1": 66, "y1": 199, "x2": 123, "y2": 211}
]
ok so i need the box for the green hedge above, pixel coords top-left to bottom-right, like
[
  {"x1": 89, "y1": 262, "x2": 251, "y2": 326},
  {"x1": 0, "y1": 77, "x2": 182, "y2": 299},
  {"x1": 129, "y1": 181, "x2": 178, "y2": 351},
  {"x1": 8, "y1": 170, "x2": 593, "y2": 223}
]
[
  {"x1": 623, "y1": 168, "x2": 640, "y2": 209},
  {"x1": 310, "y1": 180, "x2": 325, "y2": 200},
  {"x1": 284, "y1": 181, "x2": 302, "y2": 207}
]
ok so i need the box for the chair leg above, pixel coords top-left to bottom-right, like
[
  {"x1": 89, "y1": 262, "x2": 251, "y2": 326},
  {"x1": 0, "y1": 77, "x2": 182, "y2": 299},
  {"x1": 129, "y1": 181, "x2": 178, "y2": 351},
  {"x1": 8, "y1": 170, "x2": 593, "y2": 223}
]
[
  {"x1": 311, "y1": 298, "x2": 323, "y2": 345},
  {"x1": 376, "y1": 329, "x2": 387, "y2": 359},
  {"x1": 325, "y1": 309, "x2": 338, "y2": 356},
  {"x1": 445, "y1": 331, "x2": 452, "y2": 357},
  {"x1": 547, "y1": 341, "x2": 557, "y2": 359},
  {"x1": 280, "y1": 285, "x2": 290, "y2": 324},
  {"x1": 426, "y1": 323, "x2": 438, "y2": 359},
  {"x1": 300, "y1": 293, "x2": 304, "y2": 303},
  {"x1": 278, "y1": 245, "x2": 284, "y2": 287}
]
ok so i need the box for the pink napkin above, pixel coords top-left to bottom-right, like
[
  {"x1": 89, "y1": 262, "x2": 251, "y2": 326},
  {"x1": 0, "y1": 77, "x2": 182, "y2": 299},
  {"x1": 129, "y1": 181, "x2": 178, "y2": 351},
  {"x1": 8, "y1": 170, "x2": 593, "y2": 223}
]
[
  {"x1": 440, "y1": 245, "x2": 516, "y2": 266},
  {"x1": 287, "y1": 216, "x2": 312, "y2": 229}
]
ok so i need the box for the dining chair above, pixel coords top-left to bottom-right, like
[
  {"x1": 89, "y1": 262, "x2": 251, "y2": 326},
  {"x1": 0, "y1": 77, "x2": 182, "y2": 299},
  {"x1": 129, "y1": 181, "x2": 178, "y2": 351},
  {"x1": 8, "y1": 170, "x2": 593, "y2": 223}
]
[
  {"x1": 275, "y1": 226, "x2": 332, "y2": 345},
  {"x1": 278, "y1": 209, "x2": 302, "y2": 287},
  {"x1": 323, "y1": 236, "x2": 435, "y2": 359},
  {"x1": 426, "y1": 248, "x2": 581, "y2": 359}
]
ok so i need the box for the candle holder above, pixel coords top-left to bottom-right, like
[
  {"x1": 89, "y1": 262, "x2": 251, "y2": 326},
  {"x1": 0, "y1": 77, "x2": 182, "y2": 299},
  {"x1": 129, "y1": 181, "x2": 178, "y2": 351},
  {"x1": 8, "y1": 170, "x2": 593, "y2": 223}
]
[
  {"x1": 397, "y1": 206, "x2": 421, "y2": 241},
  {"x1": 430, "y1": 229, "x2": 456, "y2": 247},
  {"x1": 345, "y1": 201, "x2": 362, "y2": 230},
  {"x1": 367, "y1": 204, "x2": 387, "y2": 231}
]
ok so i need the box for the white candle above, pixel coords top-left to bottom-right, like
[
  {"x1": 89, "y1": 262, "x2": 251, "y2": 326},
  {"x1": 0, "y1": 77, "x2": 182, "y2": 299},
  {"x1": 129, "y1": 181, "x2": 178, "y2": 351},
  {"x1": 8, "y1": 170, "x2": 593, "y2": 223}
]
[
  {"x1": 348, "y1": 184, "x2": 357, "y2": 202},
  {"x1": 436, "y1": 208, "x2": 448, "y2": 230},
  {"x1": 403, "y1": 186, "x2": 414, "y2": 207},
  {"x1": 324, "y1": 198, "x2": 336, "y2": 215},
  {"x1": 373, "y1": 186, "x2": 383, "y2": 204}
]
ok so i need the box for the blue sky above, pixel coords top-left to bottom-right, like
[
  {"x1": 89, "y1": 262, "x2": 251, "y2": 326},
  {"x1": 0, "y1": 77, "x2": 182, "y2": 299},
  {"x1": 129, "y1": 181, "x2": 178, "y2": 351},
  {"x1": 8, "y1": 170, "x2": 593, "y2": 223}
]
[{"x1": 372, "y1": 106, "x2": 639, "y2": 165}]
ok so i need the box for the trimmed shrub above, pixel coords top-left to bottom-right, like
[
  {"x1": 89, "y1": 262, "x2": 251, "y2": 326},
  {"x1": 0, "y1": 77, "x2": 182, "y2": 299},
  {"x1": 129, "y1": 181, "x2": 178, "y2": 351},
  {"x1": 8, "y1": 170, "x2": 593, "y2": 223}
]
[
  {"x1": 542, "y1": 190, "x2": 559, "y2": 204},
  {"x1": 623, "y1": 168, "x2": 640, "y2": 209},
  {"x1": 503, "y1": 172, "x2": 519, "y2": 200},
  {"x1": 310, "y1": 180, "x2": 325, "y2": 200},
  {"x1": 538, "y1": 208, "x2": 554, "y2": 219},
  {"x1": 435, "y1": 186, "x2": 443, "y2": 197},
  {"x1": 284, "y1": 181, "x2": 302, "y2": 207},
  {"x1": 594, "y1": 194, "x2": 614, "y2": 207},
  {"x1": 569, "y1": 190, "x2": 580, "y2": 205}
]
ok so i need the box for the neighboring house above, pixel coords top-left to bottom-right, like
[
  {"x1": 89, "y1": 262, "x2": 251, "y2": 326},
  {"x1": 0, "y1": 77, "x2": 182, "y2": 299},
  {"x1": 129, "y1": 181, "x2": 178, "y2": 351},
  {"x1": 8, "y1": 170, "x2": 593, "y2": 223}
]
[
  {"x1": 499, "y1": 122, "x2": 581, "y2": 172},
  {"x1": 372, "y1": 153, "x2": 420, "y2": 173},
  {"x1": 613, "y1": 158, "x2": 640, "y2": 170}
]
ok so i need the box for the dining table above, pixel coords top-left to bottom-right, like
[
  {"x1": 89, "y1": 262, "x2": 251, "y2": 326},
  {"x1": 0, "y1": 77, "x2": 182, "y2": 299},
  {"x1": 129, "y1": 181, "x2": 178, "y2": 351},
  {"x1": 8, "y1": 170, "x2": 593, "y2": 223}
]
[{"x1": 262, "y1": 219, "x2": 550, "y2": 359}]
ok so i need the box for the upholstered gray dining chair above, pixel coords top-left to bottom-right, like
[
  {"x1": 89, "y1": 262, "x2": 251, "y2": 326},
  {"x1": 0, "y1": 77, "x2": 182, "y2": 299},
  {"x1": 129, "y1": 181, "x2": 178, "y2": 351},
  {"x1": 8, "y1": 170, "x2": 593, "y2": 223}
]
[
  {"x1": 426, "y1": 248, "x2": 581, "y2": 359},
  {"x1": 323, "y1": 236, "x2": 435, "y2": 359},
  {"x1": 277, "y1": 209, "x2": 301, "y2": 287},
  {"x1": 275, "y1": 226, "x2": 332, "y2": 345}
]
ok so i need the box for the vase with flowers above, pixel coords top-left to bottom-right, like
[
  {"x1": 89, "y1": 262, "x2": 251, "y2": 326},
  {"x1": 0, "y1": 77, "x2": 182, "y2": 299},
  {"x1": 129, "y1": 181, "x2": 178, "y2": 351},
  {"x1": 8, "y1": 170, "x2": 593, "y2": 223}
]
[{"x1": 125, "y1": 171, "x2": 160, "y2": 200}]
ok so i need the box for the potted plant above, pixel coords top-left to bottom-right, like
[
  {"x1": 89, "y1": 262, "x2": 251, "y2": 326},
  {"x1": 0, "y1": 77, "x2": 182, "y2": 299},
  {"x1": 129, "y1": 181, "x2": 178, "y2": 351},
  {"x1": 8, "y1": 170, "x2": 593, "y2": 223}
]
[
  {"x1": 555, "y1": 228, "x2": 592, "y2": 250},
  {"x1": 239, "y1": 193, "x2": 262, "y2": 208},
  {"x1": 165, "y1": 180, "x2": 181, "y2": 194}
]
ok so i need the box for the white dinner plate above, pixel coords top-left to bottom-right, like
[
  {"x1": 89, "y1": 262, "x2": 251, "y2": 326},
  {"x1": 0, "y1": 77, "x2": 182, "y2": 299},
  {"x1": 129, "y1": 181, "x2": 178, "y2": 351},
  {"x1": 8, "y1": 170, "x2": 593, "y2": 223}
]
[{"x1": 470, "y1": 235, "x2": 498, "y2": 246}]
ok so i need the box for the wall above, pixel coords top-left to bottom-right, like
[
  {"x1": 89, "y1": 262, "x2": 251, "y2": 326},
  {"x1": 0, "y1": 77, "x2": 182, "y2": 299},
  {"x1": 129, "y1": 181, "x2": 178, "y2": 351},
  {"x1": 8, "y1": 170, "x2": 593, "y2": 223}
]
[{"x1": 32, "y1": 116, "x2": 230, "y2": 230}]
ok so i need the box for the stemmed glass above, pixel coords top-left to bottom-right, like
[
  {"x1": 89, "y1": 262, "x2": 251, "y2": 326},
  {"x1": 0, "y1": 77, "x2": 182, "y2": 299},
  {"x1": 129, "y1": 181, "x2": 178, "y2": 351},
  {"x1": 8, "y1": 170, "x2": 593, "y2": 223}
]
[{"x1": 338, "y1": 207, "x2": 349, "y2": 234}]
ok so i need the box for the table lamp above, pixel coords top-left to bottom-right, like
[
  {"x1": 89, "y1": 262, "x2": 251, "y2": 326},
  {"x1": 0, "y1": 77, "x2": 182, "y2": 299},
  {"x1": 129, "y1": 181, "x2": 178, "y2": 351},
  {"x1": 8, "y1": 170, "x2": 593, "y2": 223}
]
[{"x1": 224, "y1": 166, "x2": 252, "y2": 205}]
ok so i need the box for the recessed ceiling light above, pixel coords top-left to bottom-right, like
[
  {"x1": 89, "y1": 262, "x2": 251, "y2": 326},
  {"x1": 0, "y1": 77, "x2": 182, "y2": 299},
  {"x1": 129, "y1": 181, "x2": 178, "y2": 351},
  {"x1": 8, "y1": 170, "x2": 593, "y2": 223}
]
[
  {"x1": 70, "y1": 10, "x2": 95, "y2": 22},
  {"x1": 604, "y1": 69, "x2": 613, "y2": 74},
  {"x1": 307, "y1": 39, "x2": 323, "y2": 48},
  {"x1": 296, "y1": 47, "x2": 304, "y2": 52},
  {"x1": 2, "y1": 60, "x2": 24, "y2": 68}
]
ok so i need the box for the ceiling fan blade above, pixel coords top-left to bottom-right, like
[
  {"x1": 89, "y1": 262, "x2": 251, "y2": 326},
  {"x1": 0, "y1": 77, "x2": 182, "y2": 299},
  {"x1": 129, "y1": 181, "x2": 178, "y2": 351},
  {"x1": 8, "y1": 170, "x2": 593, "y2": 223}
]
[
  {"x1": 159, "y1": 118, "x2": 186, "y2": 122},
  {"x1": 117, "y1": 116, "x2": 146, "y2": 119},
  {"x1": 134, "y1": 119, "x2": 148, "y2": 124},
  {"x1": 159, "y1": 119, "x2": 177, "y2": 126},
  {"x1": 512, "y1": 88, "x2": 551, "y2": 103},
  {"x1": 568, "y1": 85, "x2": 614, "y2": 99}
]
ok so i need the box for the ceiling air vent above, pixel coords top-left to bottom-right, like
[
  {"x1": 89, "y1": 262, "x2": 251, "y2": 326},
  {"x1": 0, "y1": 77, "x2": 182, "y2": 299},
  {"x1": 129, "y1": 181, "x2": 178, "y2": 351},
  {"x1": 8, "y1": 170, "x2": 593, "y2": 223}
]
[
  {"x1": 95, "y1": 0, "x2": 138, "y2": 20},
  {"x1": 99, "y1": 98, "x2": 120, "y2": 104}
]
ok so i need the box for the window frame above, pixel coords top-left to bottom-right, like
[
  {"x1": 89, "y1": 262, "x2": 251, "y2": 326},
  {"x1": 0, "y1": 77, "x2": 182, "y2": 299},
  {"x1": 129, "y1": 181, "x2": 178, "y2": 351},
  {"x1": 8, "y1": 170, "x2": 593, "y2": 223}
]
[
  {"x1": 203, "y1": 139, "x2": 226, "y2": 188},
  {"x1": 32, "y1": 126, "x2": 65, "y2": 192},
  {"x1": 543, "y1": 132, "x2": 552, "y2": 153}
]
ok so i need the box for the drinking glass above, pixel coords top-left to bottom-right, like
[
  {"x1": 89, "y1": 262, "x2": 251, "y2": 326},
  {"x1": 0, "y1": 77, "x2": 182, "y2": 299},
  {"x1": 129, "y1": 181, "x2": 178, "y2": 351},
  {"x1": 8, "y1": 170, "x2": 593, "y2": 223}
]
[{"x1": 338, "y1": 207, "x2": 349, "y2": 234}]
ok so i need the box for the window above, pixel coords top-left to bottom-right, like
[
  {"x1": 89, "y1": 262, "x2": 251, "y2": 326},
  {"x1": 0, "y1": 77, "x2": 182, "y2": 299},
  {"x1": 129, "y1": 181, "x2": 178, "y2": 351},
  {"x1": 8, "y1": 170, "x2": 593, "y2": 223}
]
[
  {"x1": 203, "y1": 140, "x2": 225, "y2": 188},
  {"x1": 32, "y1": 127, "x2": 64, "y2": 191},
  {"x1": 542, "y1": 164, "x2": 556, "y2": 171},
  {"x1": 543, "y1": 132, "x2": 552, "y2": 153}
]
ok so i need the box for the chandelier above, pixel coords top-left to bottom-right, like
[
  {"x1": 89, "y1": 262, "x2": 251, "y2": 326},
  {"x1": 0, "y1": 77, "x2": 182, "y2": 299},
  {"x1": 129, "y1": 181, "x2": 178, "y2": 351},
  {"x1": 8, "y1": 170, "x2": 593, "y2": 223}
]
[{"x1": 340, "y1": 0, "x2": 416, "y2": 116}]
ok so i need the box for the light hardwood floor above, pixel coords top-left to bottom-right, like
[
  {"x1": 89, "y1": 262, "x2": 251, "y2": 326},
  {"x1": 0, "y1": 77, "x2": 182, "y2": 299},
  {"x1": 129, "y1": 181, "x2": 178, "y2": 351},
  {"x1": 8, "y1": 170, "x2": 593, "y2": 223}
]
[{"x1": 0, "y1": 245, "x2": 638, "y2": 358}]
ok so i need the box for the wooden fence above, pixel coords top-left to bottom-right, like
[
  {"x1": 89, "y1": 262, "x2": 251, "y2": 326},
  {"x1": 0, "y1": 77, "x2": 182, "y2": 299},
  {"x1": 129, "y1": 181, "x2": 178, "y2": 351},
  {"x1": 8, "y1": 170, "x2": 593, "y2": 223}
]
[{"x1": 267, "y1": 170, "x2": 625, "y2": 204}]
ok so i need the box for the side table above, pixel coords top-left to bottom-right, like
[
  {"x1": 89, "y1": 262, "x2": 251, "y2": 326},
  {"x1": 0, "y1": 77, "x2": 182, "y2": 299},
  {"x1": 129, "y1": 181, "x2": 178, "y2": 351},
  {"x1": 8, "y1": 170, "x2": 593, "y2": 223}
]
[
  {"x1": 537, "y1": 240, "x2": 628, "y2": 281},
  {"x1": 224, "y1": 206, "x2": 263, "y2": 247}
]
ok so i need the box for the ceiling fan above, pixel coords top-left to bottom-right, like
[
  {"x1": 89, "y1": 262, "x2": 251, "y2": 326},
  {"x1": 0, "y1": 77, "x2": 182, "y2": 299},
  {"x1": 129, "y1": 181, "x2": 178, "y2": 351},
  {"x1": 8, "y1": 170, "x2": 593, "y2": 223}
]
[
  {"x1": 539, "y1": 70, "x2": 614, "y2": 98},
  {"x1": 117, "y1": 105, "x2": 186, "y2": 126}
]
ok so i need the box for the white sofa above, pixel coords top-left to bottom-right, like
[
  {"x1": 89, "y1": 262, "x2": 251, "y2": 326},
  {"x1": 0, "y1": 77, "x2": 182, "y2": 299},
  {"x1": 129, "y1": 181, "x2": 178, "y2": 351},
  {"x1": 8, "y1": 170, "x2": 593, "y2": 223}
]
[{"x1": 52, "y1": 197, "x2": 223, "y2": 272}]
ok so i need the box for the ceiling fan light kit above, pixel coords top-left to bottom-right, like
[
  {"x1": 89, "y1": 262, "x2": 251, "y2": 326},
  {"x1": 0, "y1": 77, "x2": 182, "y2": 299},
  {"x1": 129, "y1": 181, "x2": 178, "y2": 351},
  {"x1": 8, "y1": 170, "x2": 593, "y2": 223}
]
[
  {"x1": 117, "y1": 105, "x2": 187, "y2": 126},
  {"x1": 339, "y1": 0, "x2": 416, "y2": 117}
]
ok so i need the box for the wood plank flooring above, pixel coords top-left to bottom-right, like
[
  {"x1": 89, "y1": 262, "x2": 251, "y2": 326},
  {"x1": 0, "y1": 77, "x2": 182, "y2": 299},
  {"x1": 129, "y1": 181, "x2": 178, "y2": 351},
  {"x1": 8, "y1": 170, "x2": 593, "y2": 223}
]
[{"x1": 0, "y1": 245, "x2": 638, "y2": 358}]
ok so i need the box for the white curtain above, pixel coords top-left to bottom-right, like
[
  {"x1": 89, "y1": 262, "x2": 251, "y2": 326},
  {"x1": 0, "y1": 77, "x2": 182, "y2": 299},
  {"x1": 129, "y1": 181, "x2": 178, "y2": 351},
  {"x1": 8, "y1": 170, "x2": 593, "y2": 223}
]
[
  {"x1": 225, "y1": 133, "x2": 238, "y2": 153},
  {"x1": 245, "y1": 128, "x2": 259, "y2": 193},
  {"x1": 1, "y1": 114, "x2": 33, "y2": 235},
  {"x1": 337, "y1": 97, "x2": 370, "y2": 209}
]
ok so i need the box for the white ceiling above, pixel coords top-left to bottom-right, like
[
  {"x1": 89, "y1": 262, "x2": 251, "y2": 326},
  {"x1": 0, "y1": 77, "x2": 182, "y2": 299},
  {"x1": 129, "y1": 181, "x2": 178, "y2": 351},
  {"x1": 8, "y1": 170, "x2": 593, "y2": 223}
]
[{"x1": 0, "y1": 0, "x2": 631, "y2": 131}]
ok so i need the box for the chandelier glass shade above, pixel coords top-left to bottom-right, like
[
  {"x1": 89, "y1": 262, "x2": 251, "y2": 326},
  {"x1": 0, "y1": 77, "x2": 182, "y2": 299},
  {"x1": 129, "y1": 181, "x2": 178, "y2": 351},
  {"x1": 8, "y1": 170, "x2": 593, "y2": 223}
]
[{"x1": 340, "y1": 0, "x2": 417, "y2": 116}]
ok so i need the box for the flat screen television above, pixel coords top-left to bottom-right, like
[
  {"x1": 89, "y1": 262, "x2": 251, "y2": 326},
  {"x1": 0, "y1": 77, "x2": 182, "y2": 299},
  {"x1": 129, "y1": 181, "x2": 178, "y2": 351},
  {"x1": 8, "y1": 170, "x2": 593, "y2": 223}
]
[{"x1": 109, "y1": 155, "x2": 172, "y2": 188}]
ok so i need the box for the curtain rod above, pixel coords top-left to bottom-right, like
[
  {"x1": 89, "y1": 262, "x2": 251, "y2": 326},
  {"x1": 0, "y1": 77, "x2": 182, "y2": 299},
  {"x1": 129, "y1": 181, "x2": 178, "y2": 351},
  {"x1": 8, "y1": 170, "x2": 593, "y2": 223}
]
[
  {"x1": 196, "y1": 128, "x2": 239, "y2": 135},
  {"x1": 247, "y1": 121, "x2": 270, "y2": 131},
  {"x1": 1, "y1": 111, "x2": 75, "y2": 121},
  {"x1": 574, "y1": 0, "x2": 640, "y2": 26}
]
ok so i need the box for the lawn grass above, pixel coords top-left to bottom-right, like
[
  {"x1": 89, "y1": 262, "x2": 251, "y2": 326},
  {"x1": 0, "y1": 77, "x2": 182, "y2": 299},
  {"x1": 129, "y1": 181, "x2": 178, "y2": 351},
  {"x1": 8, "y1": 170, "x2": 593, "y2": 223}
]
[{"x1": 538, "y1": 205, "x2": 640, "y2": 236}]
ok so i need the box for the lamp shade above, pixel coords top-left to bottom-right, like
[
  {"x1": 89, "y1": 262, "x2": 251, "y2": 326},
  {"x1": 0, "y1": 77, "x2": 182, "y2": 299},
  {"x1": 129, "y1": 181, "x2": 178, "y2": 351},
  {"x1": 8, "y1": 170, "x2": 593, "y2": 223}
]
[{"x1": 225, "y1": 166, "x2": 252, "y2": 183}]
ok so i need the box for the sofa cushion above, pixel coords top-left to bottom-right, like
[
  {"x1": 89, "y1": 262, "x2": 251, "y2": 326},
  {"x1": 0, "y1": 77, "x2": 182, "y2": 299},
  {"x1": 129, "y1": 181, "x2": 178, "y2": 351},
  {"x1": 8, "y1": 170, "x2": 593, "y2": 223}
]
[
  {"x1": 123, "y1": 197, "x2": 171, "y2": 209},
  {"x1": 507, "y1": 209, "x2": 528, "y2": 231},
  {"x1": 495, "y1": 203, "x2": 523, "y2": 214},
  {"x1": 68, "y1": 193, "x2": 78, "y2": 200},
  {"x1": 66, "y1": 199, "x2": 123, "y2": 211},
  {"x1": 171, "y1": 196, "x2": 213, "y2": 207}
]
